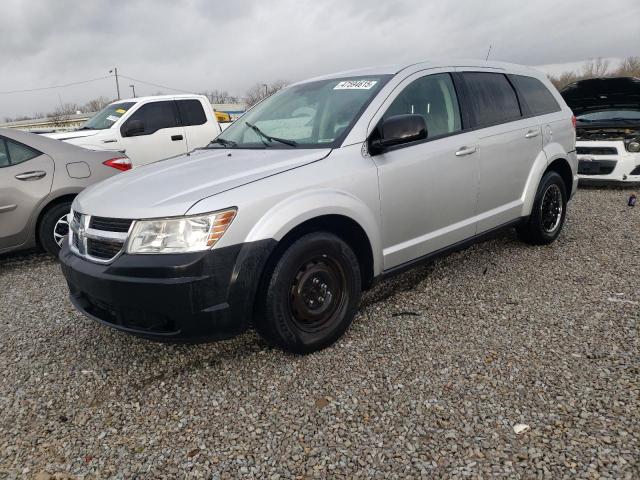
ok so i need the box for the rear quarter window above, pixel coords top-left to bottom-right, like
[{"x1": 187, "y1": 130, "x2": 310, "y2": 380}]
[
  {"x1": 510, "y1": 75, "x2": 561, "y2": 116},
  {"x1": 177, "y1": 99, "x2": 207, "y2": 126},
  {"x1": 0, "y1": 137, "x2": 41, "y2": 167},
  {"x1": 462, "y1": 72, "x2": 521, "y2": 128}
]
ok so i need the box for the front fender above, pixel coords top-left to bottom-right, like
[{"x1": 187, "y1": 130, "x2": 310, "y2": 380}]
[{"x1": 245, "y1": 188, "x2": 384, "y2": 276}]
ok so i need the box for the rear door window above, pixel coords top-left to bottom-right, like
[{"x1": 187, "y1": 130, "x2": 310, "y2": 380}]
[
  {"x1": 0, "y1": 139, "x2": 8, "y2": 167},
  {"x1": 510, "y1": 75, "x2": 561, "y2": 116},
  {"x1": 122, "y1": 101, "x2": 179, "y2": 136},
  {"x1": 0, "y1": 137, "x2": 41, "y2": 167},
  {"x1": 462, "y1": 72, "x2": 521, "y2": 127},
  {"x1": 177, "y1": 99, "x2": 207, "y2": 126}
]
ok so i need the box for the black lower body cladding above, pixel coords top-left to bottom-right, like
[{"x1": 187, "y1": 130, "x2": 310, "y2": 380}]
[{"x1": 59, "y1": 239, "x2": 277, "y2": 342}]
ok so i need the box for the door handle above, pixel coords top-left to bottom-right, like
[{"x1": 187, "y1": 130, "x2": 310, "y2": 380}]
[
  {"x1": 171, "y1": 135, "x2": 184, "y2": 141},
  {"x1": 0, "y1": 204, "x2": 17, "y2": 213},
  {"x1": 15, "y1": 171, "x2": 46, "y2": 181},
  {"x1": 455, "y1": 146, "x2": 477, "y2": 156},
  {"x1": 525, "y1": 130, "x2": 540, "y2": 138}
]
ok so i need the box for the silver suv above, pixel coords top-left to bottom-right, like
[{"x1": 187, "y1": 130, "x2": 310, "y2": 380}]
[{"x1": 60, "y1": 60, "x2": 577, "y2": 353}]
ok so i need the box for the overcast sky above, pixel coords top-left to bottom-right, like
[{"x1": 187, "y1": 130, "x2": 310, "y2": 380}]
[{"x1": 1, "y1": 0, "x2": 639, "y2": 119}]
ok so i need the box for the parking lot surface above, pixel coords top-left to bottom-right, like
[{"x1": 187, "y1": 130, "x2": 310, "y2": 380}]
[{"x1": 0, "y1": 188, "x2": 638, "y2": 479}]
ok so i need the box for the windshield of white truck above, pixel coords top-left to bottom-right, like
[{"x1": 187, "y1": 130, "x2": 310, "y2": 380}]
[
  {"x1": 210, "y1": 76, "x2": 390, "y2": 149},
  {"x1": 80, "y1": 102, "x2": 136, "y2": 130}
]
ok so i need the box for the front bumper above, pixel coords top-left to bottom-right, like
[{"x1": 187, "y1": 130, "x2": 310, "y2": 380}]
[
  {"x1": 576, "y1": 140, "x2": 640, "y2": 185},
  {"x1": 59, "y1": 239, "x2": 276, "y2": 342}
]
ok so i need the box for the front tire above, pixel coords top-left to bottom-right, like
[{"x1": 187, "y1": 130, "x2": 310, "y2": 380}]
[
  {"x1": 516, "y1": 171, "x2": 567, "y2": 245},
  {"x1": 256, "y1": 232, "x2": 362, "y2": 354},
  {"x1": 38, "y1": 202, "x2": 72, "y2": 257}
]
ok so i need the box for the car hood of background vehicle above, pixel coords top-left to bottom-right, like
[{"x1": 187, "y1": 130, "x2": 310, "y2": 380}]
[
  {"x1": 560, "y1": 77, "x2": 640, "y2": 116},
  {"x1": 43, "y1": 130, "x2": 99, "y2": 141},
  {"x1": 74, "y1": 147, "x2": 331, "y2": 219}
]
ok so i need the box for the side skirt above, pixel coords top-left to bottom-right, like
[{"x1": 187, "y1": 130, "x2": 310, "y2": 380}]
[{"x1": 377, "y1": 217, "x2": 525, "y2": 282}]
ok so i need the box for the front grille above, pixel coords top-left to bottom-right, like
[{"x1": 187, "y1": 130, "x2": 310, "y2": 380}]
[
  {"x1": 89, "y1": 216, "x2": 133, "y2": 233},
  {"x1": 87, "y1": 239, "x2": 123, "y2": 259},
  {"x1": 578, "y1": 159, "x2": 617, "y2": 176},
  {"x1": 576, "y1": 146, "x2": 618, "y2": 155},
  {"x1": 72, "y1": 233, "x2": 80, "y2": 250},
  {"x1": 80, "y1": 292, "x2": 177, "y2": 334}
]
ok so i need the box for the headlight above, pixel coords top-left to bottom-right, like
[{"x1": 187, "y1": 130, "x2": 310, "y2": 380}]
[
  {"x1": 627, "y1": 140, "x2": 640, "y2": 153},
  {"x1": 126, "y1": 208, "x2": 236, "y2": 254}
]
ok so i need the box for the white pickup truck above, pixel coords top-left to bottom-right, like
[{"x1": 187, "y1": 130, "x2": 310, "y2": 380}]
[{"x1": 45, "y1": 95, "x2": 222, "y2": 166}]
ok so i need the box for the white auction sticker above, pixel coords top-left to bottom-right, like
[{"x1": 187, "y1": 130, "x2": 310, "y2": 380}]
[
  {"x1": 334, "y1": 80, "x2": 377, "y2": 90},
  {"x1": 106, "y1": 115, "x2": 120, "y2": 122}
]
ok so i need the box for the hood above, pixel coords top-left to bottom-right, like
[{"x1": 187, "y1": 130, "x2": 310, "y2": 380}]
[
  {"x1": 560, "y1": 77, "x2": 640, "y2": 116},
  {"x1": 74, "y1": 147, "x2": 331, "y2": 218},
  {"x1": 42, "y1": 129, "x2": 100, "y2": 141}
]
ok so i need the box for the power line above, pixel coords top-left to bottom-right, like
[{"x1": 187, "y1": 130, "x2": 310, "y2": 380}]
[
  {"x1": 0, "y1": 75, "x2": 112, "y2": 95},
  {"x1": 118, "y1": 74, "x2": 192, "y2": 94}
]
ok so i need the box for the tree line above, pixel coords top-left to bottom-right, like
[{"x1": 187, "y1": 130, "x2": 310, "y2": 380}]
[
  {"x1": 547, "y1": 56, "x2": 640, "y2": 90},
  {"x1": 3, "y1": 80, "x2": 288, "y2": 124},
  {"x1": 5, "y1": 56, "x2": 638, "y2": 124}
]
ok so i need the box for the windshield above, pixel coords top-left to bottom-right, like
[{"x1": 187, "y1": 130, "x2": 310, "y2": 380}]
[
  {"x1": 210, "y1": 76, "x2": 389, "y2": 149},
  {"x1": 81, "y1": 102, "x2": 136, "y2": 130},
  {"x1": 577, "y1": 110, "x2": 640, "y2": 122}
]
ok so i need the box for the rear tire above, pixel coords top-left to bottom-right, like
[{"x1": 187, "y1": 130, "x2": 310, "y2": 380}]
[
  {"x1": 255, "y1": 232, "x2": 362, "y2": 354},
  {"x1": 516, "y1": 171, "x2": 567, "y2": 245},
  {"x1": 38, "y1": 202, "x2": 72, "y2": 257}
]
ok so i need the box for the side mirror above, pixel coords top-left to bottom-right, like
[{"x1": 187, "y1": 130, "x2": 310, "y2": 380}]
[
  {"x1": 369, "y1": 114, "x2": 427, "y2": 155},
  {"x1": 122, "y1": 120, "x2": 145, "y2": 137}
]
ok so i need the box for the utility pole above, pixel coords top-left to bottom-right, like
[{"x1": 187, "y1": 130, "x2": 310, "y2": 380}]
[
  {"x1": 109, "y1": 67, "x2": 121, "y2": 99},
  {"x1": 485, "y1": 44, "x2": 492, "y2": 61},
  {"x1": 129, "y1": 84, "x2": 136, "y2": 98}
]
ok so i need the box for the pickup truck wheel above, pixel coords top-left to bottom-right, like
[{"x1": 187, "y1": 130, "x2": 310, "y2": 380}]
[
  {"x1": 256, "y1": 232, "x2": 362, "y2": 354},
  {"x1": 516, "y1": 171, "x2": 567, "y2": 245},
  {"x1": 38, "y1": 201, "x2": 72, "y2": 257}
]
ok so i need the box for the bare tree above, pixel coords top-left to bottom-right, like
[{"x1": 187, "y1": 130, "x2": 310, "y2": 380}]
[
  {"x1": 48, "y1": 103, "x2": 80, "y2": 127},
  {"x1": 83, "y1": 96, "x2": 111, "y2": 113},
  {"x1": 547, "y1": 57, "x2": 616, "y2": 90},
  {"x1": 615, "y1": 56, "x2": 640, "y2": 77},
  {"x1": 244, "y1": 80, "x2": 288, "y2": 107},
  {"x1": 581, "y1": 57, "x2": 610, "y2": 79},
  {"x1": 200, "y1": 89, "x2": 240, "y2": 104}
]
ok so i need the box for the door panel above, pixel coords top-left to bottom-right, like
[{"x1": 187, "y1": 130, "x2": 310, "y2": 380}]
[
  {"x1": 121, "y1": 126, "x2": 187, "y2": 166},
  {"x1": 375, "y1": 132, "x2": 480, "y2": 269},
  {"x1": 457, "y1": 70, "x2": 544, "y2": 233},
  {"x1": 0, "y1": 154, "x2": 54, "y2": 249},
  {"x1": 177, "y1": 99, "x2": 218, "y2": 151},
  {"x1": 120, "y1": 100, "x2": 187, "y2": 166},
  {"x1": 370, "y1": 71, "x2": 479, "y2": 270},
  {"x1": 475, "y1": 121, "x2": 542, "y2": 232}
]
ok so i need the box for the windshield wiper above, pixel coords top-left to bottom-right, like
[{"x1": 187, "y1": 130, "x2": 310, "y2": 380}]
[
  {"x1": 209, "y1": 137, "x2": 237, "y2": 148},
  {"x1": 245, "y1": 121, "x2": 298, "y2": 147}
]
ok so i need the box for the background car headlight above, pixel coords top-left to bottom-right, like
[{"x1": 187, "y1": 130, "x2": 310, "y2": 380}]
[
  {"x1": 126, "y1": 208, "x2": 236, "y2": 254},
  {"x1": 626, "y1": 140, "x2": 640, "y2": 153}
]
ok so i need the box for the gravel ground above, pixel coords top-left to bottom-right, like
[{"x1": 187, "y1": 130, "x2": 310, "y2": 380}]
[{"x1": 0, "y1": 187, "x2": 638, "y2": 479}]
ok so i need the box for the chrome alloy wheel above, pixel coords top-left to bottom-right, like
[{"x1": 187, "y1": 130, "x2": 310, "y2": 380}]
[
  {"x1": 53, "y1": 212, "x2": 70, "y2": 246},
  {"x1": 540, "y1": 184, "x2": 563, "y2": 234}
]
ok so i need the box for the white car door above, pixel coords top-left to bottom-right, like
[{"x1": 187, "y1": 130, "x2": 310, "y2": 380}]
[
  {"x1": 176, "y1": 98, "x2": 220, "y2": 151},
  {"x1": 371, "y1": 71, "x2": 480, "y2": 270},
  {"x1": 119, "y1": 100, "x2": 187, "y2": 166}
]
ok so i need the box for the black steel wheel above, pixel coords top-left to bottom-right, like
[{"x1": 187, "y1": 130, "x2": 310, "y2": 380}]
[{"x1": 256, "y1": 232, "x2": 361, "y2": 354}]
